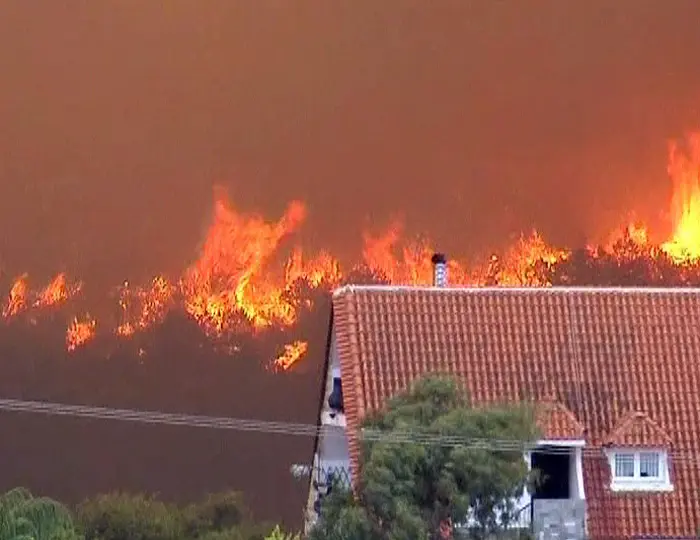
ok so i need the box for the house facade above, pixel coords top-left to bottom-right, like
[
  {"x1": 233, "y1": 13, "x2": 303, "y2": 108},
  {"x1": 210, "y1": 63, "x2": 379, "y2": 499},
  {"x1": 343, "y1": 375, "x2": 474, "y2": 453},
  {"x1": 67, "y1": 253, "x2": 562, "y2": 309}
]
[{"x1": 305, "y1": 267, "x2": 700, "y2": 538}]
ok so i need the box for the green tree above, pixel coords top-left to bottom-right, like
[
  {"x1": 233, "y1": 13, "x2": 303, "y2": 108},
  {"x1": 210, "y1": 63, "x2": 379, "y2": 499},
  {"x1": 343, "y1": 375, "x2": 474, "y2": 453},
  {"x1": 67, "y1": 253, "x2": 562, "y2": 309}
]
[
  {"x1": 309, "y1": 375, "x2": 539, "y2": 540},
  {"x1": 0, "y1": 487, "x2": 81, "y2": 540}
]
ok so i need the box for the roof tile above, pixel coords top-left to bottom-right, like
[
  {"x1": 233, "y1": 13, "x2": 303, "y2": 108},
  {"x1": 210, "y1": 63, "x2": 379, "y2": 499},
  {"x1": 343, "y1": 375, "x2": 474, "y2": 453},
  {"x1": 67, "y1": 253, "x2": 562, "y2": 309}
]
[
  {"x1": 604, "y1": 411, "x2": 673, "y2": 448},
  {"x1": 536, "y1": 400, "x2": 585, "y2": 440},
  {"x1": 331, "y1": 286, "x2": 700, "y2": 539}
]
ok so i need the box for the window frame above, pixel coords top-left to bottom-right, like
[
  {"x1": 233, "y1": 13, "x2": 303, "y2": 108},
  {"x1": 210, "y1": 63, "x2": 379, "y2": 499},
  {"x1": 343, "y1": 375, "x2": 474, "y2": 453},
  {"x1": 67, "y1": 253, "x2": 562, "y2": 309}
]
[
  {"x1": 614, "y1": 451, "x2": 635, "y2": 478},
  {"x1": 605, "y1": 447, "x2": 673, "y2": 492},
  {"x1": 638, "y1": 451, "x2": 661, "y2": 478}
]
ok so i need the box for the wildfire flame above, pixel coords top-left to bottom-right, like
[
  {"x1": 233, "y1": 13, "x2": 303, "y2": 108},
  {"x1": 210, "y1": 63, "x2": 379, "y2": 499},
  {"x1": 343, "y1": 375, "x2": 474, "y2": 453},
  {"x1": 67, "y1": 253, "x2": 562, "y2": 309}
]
[
  {"x1": 3, "y1": 275, "x2": 28, "y2": 318},
  {"x1": 117, "y1": 277, "x2": 176, "y2": 337},
  {"x1": 661, "y1": 134, "x2": 700, "y2": 261},
  {"x1": 4, "y1": 131, "x2": 700, "y2": 370},
  {"x1": 182, "y1": 192, "x2": 308, "y2": 333},
  {"x1": 66, "y1": 315, "x2": 96, "y2": 352},
  {"x1": 273, "y1": 341, "x2": 309, "y2": 371},
  {"x1": 35, "y1": 273, "x2": 82, "y2": 308}
]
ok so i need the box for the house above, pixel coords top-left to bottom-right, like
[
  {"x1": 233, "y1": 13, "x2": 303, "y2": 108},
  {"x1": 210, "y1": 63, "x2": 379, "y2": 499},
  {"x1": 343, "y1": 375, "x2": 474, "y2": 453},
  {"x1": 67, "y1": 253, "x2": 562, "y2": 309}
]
[{"x1": 304, "y1": 255, "x2": 700, "y2": 539}]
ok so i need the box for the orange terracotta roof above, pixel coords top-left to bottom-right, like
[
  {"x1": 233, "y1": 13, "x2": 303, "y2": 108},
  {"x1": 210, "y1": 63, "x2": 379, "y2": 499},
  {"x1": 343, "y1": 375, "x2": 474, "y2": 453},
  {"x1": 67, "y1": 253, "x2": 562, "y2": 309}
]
[
  {"x1": 330, "y1": 285, "x2": 700, "y2": 539},
  {"x1": 604, "y1": 411, "x2": 673, "y2": 448},
  {"x1": 536, "y1": 400, "x2": 585, "y2": 440}
]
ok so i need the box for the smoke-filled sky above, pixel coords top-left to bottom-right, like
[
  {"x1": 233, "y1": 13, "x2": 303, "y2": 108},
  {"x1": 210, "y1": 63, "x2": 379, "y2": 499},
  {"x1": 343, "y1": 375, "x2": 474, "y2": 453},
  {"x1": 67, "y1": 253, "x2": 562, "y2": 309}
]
[{"x1": 2, "y1": 1, "x2": 700, "y2": 284}]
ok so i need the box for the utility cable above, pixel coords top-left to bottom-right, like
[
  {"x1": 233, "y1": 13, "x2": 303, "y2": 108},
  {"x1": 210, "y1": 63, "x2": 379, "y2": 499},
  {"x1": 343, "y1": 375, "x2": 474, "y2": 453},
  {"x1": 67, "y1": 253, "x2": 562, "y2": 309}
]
[{"x1": 0, "y1": 397, "x2": 697, "y2": 464}]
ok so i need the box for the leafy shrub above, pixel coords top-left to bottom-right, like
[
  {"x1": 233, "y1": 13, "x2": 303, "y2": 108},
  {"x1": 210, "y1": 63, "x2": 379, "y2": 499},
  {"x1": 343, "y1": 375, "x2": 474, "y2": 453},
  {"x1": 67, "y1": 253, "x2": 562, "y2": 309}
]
[{"x1": 0, "y1": 487, "x2": 81, "y2": 540}]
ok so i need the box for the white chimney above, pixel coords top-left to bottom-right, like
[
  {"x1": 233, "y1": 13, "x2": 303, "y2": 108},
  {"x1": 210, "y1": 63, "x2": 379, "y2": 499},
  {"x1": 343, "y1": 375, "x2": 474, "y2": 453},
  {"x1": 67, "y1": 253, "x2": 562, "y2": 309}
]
[{"x1": 431, "y1": 253, "x2": 447, "y2": 287}]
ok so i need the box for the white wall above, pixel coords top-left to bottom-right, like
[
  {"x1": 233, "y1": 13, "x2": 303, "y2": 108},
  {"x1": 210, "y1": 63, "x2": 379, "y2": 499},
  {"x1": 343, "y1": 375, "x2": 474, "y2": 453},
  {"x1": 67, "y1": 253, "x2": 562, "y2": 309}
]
[
  {"x1": 319, "y1": 425, "x2": 348, "y2": 459},
  {"x1": 328, "y1": 326, "x2": 339, "y2": 370},
  {"x1": 569, "y1": 447, "x2": 585, "y2": 499},
  {"x1": 317, "y1": 326, "x2": 352, "y2": 481},
  {"x1": 304, "y1": 327, "x2": 350, "y2": 533},
  {"x1": 321, "y1": 329, "x2": 341, "y2": 414}
]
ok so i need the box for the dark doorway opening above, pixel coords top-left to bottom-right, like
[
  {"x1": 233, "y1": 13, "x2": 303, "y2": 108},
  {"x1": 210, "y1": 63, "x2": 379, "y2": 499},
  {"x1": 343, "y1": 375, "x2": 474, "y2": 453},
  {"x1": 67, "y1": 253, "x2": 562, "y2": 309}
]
[{"x1": 531, "y1": 446, "x2": 571, "y2": 500}]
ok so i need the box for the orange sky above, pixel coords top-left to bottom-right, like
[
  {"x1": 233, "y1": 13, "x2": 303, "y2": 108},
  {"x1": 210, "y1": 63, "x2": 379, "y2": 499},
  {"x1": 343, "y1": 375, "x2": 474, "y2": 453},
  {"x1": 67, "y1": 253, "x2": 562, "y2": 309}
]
[{"x1": 1, "y1": 1, "x2": 700, "y2": 284}]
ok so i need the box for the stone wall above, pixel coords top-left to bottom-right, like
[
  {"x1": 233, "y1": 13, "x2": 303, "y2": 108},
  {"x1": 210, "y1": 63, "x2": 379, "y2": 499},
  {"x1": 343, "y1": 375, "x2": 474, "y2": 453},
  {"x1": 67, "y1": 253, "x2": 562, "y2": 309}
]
[{"x1": 533, "y1": 499, "x2": 586, "y2": 540}]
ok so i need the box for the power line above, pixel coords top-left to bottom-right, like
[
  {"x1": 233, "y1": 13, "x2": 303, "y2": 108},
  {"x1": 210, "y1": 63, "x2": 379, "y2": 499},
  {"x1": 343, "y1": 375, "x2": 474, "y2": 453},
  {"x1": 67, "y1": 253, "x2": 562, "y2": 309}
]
[
  {"x1": 0, "y1": 397, "x2": 698, "y2": 465},
  {"x1": 0, "y1": 398, "x2": 319, "y2": 436}
]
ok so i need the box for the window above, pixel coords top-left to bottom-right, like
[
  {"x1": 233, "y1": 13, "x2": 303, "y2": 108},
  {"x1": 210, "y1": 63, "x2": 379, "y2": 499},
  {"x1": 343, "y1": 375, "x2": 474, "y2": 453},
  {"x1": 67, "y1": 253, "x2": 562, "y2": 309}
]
[
  {"x1": 606, "y1": 448, "x2": 672, "y2": 492},
  {"x1": 639, "y1": 452, "x2": 660, "y2": 478},
  {"x1": 614, "y1": 453, "x2": 635, "y2": 477}
]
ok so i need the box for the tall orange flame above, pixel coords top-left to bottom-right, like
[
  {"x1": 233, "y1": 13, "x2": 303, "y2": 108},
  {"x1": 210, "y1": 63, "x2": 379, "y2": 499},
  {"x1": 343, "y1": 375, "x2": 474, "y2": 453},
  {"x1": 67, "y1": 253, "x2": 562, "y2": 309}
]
[
  {"x1": 182, "y1": 194, "x2": 306, "y2": 333},
  {"x1": 662, "y1": 134, "x2": 700, "y2": 261}
]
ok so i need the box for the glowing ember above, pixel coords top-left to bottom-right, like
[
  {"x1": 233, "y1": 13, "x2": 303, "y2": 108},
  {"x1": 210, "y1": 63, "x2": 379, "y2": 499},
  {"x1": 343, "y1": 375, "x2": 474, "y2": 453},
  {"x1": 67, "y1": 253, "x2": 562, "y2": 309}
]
[
  {"x1": 273, "y1": 341, "x2": 309, "y2": 371},
  {"x1": 66, "y1": 315, "x2": 96, "y2": 351}
]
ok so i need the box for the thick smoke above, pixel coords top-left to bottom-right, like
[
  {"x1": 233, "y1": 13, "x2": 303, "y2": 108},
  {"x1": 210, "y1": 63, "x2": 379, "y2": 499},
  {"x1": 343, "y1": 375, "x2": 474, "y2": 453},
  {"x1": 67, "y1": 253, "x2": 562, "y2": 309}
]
[{"x1": 2, "y1": 2, "x2": 700, "y2": 278}]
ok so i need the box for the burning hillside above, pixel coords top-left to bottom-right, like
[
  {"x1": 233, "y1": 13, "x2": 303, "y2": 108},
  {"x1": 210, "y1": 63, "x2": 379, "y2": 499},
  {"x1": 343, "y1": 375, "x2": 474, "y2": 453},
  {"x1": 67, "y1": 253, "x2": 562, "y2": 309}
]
[{"x1": 3, "y1": 132, "x2": 700, "y2": 369}]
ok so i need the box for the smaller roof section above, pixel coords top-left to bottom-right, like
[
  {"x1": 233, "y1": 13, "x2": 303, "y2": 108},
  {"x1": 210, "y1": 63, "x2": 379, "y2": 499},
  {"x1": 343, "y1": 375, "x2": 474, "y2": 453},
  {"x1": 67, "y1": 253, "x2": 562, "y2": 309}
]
[
  {"x1": 535, "y1": 400, "x2": 585, "y2": 440},
  {"x1": 603, "y1": 411, "x2": 673, "y2": 448}
]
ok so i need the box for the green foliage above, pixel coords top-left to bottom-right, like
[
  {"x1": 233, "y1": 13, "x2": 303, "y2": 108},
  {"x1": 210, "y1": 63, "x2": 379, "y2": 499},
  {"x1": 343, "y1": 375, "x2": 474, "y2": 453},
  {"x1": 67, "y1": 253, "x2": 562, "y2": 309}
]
[
  {"x1": 183, "y1": 492, "x2": 271, "y2": 540},
  {"x1": 76, "y1": 491, "x2": 269, "y2": 540},
  {"x1": 0, "y1": 487, "x2": 81, "y2": 540},
  {"x1": 308, "y1": 489, "x2": 375, "y2": 540},
  {"x1": 182, "y1": 492, "x2": 249, "y2": 538},
  {"x1": 263, "y1": 525, "x2": 300, "y2": 540},
  {"x1": 309, "y1": 374, "x2": 540, "y2": 540},
  {"x1": 76, "y1": 493, "x2": 181, "y2": 540},
  {"x1": 0, "y1": 488, "x2": 272, "y2": 540}
]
